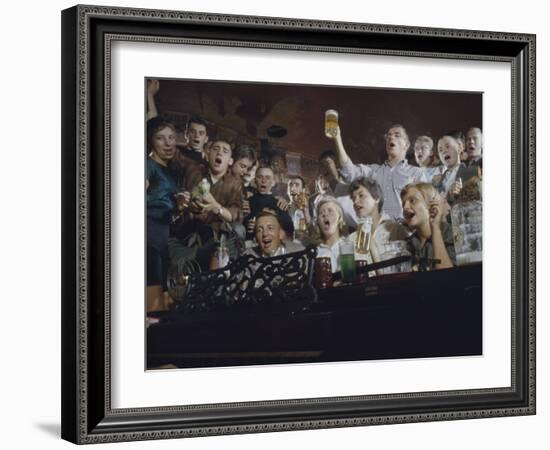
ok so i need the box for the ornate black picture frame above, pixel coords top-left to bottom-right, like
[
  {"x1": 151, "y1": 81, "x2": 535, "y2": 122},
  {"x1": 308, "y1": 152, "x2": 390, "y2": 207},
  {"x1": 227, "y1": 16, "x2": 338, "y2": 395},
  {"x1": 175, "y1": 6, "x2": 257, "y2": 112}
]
[{"x1": 61, "y1": 4, "x2": 536, "y2": 444}]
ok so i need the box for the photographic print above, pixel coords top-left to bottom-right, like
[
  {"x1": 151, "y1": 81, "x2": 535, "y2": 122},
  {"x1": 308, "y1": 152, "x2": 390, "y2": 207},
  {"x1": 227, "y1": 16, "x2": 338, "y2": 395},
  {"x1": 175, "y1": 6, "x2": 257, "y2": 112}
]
[
  {"x1": 145, "y1": 78, "x2": 483, "y2": 370},
  {"x1": 62, "y1": 5, "x2": 534, "y2": 443}
]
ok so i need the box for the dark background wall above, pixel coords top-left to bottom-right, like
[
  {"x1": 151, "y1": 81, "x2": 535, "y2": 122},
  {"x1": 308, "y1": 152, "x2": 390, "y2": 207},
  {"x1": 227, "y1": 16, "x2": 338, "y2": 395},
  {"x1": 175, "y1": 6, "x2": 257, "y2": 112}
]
[{"x1": 151, "y1": 78, "x2": 482, "y2": 181}]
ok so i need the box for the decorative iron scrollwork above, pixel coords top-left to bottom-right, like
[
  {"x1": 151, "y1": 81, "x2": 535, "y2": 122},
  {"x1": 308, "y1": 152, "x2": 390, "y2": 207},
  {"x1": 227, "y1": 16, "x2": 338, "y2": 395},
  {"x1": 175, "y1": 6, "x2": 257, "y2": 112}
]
[{"x1": 174, "y1": 246, "x2": 318, "y2": 314}]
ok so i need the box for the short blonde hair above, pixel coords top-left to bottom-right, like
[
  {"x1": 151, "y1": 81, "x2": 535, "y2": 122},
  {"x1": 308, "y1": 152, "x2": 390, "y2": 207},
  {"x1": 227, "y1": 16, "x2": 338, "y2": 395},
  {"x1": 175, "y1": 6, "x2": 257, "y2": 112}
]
[
  {"x1": 400, "y1": 182, "x2": 438, "y2": 205},
  {"x1": 255, "y1": 209, "x2": 280, "y2": 228},
  {"x1": 314, "y1": 196, "x2": 348, "y2": 241}
]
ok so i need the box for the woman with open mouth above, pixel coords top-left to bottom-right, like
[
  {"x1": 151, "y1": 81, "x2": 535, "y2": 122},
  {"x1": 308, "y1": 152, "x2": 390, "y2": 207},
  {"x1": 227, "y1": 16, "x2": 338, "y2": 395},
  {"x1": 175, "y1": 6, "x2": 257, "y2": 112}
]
[
  {"x1": 400, "y1": 183, "x2": 455, "y2": 271},
  {"x1": 315, "y1": 197, "x2": 349, "y2": 273},
  {"x1": 348, "y1": 178, "x2": 410, "y2": 274}
]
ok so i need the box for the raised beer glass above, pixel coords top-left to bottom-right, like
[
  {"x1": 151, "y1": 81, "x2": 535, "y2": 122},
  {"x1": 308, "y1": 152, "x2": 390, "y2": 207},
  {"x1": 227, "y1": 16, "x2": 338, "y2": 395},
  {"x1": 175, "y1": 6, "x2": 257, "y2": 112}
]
[{"x1": 325, "y1": 109, "x2": 339, "y2": 138}]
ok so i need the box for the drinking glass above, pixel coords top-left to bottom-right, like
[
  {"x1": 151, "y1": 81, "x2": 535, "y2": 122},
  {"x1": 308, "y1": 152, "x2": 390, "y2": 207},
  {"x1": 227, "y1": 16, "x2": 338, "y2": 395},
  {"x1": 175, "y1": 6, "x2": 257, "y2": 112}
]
[
  {"x1": 339, "y1": 238, "x2": 356, "y2": 283},
  {"x1": 324, "y1": 109, "x2": 339, "y2": 138}
]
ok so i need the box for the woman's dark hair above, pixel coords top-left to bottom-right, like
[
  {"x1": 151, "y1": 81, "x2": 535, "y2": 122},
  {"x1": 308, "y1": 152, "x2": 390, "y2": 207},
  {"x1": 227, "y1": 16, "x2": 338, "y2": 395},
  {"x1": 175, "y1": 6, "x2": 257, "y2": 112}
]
[
  {"x1": 348, "y1": 178, "x2": 384, "y2": 213},
  {"x1": 146, "y1": 117, "x2": 177, "y2": 152}
]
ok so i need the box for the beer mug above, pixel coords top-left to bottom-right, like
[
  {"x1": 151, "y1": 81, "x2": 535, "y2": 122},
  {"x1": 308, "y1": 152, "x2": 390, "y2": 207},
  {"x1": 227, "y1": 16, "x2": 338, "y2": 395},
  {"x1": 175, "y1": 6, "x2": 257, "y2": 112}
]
[
  {"x1": 354, "y1": 217, "x2": 372, "y2": 256},
  {"x1": 325, "y1": 109, "x2": 339, "y2": 138}
]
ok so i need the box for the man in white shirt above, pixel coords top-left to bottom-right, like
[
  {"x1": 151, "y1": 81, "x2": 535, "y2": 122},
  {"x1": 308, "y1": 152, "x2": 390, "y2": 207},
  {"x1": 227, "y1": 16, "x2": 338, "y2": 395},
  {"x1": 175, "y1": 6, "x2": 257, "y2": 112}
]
[{"x1": 329, "y1": 124, "x2": 427, "y2": 220}]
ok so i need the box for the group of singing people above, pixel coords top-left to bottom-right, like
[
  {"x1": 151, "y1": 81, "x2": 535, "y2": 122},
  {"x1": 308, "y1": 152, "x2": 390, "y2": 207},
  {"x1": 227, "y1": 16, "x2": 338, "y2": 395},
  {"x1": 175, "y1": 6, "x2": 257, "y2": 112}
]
[{"x1": 146, "y1": 102, "x2": 482, "y2": 312}]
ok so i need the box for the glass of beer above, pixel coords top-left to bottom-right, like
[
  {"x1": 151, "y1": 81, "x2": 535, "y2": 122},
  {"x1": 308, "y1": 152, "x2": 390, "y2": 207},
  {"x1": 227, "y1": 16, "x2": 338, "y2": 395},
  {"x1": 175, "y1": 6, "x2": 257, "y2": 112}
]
[
  {"x1": 325, "y1": 109, "x2": 339, "y2": 138},
  {"x1": 339, "y1": 238, "x2": 356, "y2": 283},
  {"x1": 354, "y1": 217, "x2": 372, "y2": 256}
]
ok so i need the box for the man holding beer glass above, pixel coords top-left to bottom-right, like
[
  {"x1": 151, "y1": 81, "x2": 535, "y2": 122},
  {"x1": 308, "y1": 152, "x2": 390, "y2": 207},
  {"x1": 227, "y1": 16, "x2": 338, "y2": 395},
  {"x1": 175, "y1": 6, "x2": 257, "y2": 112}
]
[
  {"x1": 287, "y1": 175, "x2": 311, "y2": 243},
  {"x1": 326, "y1": 113, "x2": 426, "y2": 220}
]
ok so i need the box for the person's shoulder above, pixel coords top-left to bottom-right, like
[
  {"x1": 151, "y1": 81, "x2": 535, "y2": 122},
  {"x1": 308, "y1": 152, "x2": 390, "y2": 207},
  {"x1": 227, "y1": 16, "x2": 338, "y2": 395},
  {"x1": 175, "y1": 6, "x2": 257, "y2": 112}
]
[
  {"x1": 147, "y1": 157, "x2": 165, "y2": 177},
  {"x1": 348, "y1": 160, "x2": 377, "y2": 171},
  {"x1": 457, "y1": 162, "x2": 478, "y2": 181},
  {"x1": 284, "y1": 240, "x2": 305, "y2": 253},
  {"x1": 147, "y1": 157, "x2": 157, "y2": 170},
  {"x1": 250, "y1": 192, "x2": 272, "y2": 203},
  {"x1": 243, "y1": 246, "x2": 261, "y2": 258},
  {"x1": 379, "y1": 213, "x2": 399, "y2": 227},
  {"x1": 408, "y1": 163, "x2": 425, "y2": 174},
  {"x1": 333, "y1": 181, "x2": 351, "y2": 197},
  {"x1": 378, "y1": 213, "x2": 408, "y2": 234},
  {"x1": 180, "y1": 147, "x2": 206, "y2": 163},
  {"x1": 406, "y1": 163, "x2": 429, "y2": 181},
  {"x1": 430, "y1": 164, "x2": 445, "y2": 175},
  {"x1": 179, "y1": 153, "x2": 206, "y2": 176},
  {"x1": 222, "y1": 172, "x2": 243, "y2": 188},
  {"x1": 362, "y1": 162, "x2": 380, "y2": 169}
]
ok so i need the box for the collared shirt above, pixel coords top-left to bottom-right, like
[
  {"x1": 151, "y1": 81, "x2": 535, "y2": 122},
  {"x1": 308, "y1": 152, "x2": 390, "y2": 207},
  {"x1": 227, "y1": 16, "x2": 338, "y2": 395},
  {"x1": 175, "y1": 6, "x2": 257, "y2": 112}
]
[
  {"x1": 438, "y1": 164, "x2": 461, "y2": 194},
  {"x1": 406, "y1": 222, "x2": 456, "y2": 270},
  {"x1": 421, "y1": 165, "x2": 445, "y2": 184},
  {"x1": 340, "y1": 159, "x2": 427, "y2": 220}
]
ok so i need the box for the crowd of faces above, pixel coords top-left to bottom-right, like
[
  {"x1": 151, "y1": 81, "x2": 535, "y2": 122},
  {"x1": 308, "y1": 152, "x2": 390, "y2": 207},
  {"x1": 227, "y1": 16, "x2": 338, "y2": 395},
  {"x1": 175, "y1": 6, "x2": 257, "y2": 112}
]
[{"x1": 148, "y1": 118, "x2": 482, "y2": 267}]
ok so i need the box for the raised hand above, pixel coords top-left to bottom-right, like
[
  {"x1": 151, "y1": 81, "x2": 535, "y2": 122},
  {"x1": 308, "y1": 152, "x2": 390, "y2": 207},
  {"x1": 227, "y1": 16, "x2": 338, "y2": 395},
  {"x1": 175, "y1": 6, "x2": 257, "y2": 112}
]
[
  {"x1": 147, "y1": 79, "x2": 160, "y2": 97},
  {"x1": 428, "y1": 193, "x2": 444, "y2": 229}
]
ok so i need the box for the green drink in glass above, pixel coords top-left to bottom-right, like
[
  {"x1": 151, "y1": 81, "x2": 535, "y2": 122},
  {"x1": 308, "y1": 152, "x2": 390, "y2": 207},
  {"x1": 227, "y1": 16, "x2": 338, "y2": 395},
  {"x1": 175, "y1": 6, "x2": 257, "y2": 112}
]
[{"x1": 339, "y1": 239, "x2": 357, "y2": 283}]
